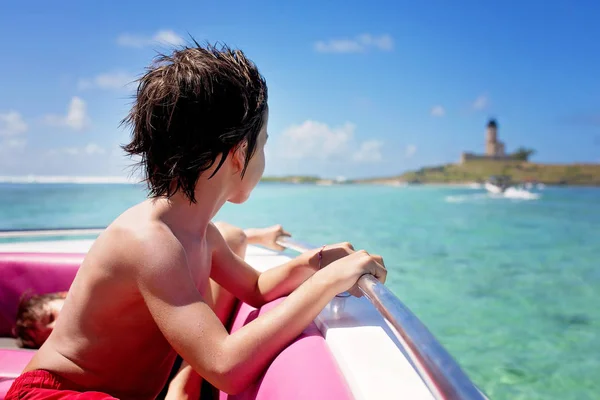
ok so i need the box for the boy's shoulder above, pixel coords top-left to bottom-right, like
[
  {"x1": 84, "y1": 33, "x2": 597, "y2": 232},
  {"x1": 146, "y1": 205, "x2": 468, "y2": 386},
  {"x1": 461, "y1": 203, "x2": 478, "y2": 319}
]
[
  {"x1": 96, "y1": 213, "x2": 186, "y2": 276},
  {"x1": 205, "y1": 222, "x2": 231, "y2": 253}
]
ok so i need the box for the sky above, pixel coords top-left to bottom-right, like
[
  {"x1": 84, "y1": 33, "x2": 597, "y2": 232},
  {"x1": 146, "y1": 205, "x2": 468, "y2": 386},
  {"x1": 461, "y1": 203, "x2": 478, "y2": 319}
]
[{"x1": 0, "y1": 0, "x2": 599, "y2": 180}]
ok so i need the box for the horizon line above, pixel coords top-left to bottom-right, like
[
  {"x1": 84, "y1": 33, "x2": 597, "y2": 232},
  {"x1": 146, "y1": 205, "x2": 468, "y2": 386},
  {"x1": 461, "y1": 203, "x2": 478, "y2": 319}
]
[{"x1": 0, "y1": 175, "x2": 141, "y2": 184}]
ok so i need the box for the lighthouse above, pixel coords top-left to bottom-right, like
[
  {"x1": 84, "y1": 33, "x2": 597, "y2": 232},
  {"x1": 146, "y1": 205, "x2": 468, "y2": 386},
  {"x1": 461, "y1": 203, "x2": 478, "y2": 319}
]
[{"x1": 485, "y1": 119, "x2": 505, "y2": 157}]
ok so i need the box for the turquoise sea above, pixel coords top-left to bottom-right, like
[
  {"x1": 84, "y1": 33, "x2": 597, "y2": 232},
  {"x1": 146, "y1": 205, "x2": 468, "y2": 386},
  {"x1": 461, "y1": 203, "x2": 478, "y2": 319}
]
[{"x1": 1, "y1": 182, "x2": 599, "y2": 399}]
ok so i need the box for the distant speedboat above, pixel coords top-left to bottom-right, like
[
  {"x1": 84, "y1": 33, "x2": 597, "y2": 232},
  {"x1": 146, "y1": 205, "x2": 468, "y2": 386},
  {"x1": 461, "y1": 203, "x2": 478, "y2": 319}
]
[
  {"x1": 484, "y1": 175, "x2": 510, "y2": 194},
  {"x1": 484, "y1": 182, "x2": 504, "y2": 194},
  {"x1": 484, "y1": 176, "x2": 541, "y2": 200},
  {"x1": 503, "y1": 186, "x2": 540, "y2": 200}
]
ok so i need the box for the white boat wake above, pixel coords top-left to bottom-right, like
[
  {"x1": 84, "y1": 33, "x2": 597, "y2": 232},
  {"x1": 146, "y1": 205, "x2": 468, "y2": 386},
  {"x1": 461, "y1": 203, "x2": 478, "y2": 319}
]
[
  {"x1": 500, "y1": 187, "x2": 541, "y2": 200},
  {"x1": 445, "y1": 193, "x2": 490, "y2": 203},
  {"x1": 445, "y1": 189, "x2": 541, "y2": 203}
]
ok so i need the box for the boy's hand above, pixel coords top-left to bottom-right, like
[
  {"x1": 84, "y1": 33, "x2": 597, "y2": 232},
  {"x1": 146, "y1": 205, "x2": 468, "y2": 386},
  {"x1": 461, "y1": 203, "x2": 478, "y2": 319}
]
[
  {"x1": 319, "y1": 250, "x2": 387, "y2": 298},
  {"x1": 247, "y1": 225, "x2": 291, "y2": 251},
  {"x1": 315, "y1": 242, "x2": 356, "y2": 269}
]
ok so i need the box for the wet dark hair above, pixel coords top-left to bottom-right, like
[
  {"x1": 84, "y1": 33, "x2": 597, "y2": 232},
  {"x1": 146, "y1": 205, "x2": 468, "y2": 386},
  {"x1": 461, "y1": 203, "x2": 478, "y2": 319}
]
[
  {"x1": 122, "y1": 41, "x2": 268, "y2": 203},
  {"x1": 13, "y1": 292, "x2": 65, "y2": 349}
]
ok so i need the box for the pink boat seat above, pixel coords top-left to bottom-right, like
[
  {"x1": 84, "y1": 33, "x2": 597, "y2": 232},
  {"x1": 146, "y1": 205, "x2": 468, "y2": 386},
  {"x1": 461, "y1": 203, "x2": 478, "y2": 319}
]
[
  {"x1": 221, "y1": 298, "x2": 353, "y2": 400},
  {"x1": 0, "y1": 380, "x2": 14, "y2": 400},
  {"x1": 0, "y1": 252, "x2": 82, "y2": 400},
  {"x1": 0, "y1": 252, "x2": 84, "y2": 337},
  {"x1": 0, "y1": 349, "x2": 35, "y2": 399}
]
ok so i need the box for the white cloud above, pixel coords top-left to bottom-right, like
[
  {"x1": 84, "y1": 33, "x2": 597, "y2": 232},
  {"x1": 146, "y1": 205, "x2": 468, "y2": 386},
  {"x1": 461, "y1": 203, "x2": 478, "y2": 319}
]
[
  {"x1": 0, "y1": 138, "x2": 27, "y2": 158},
  {"x1": 0, "y1": 111, "x2": 28, "y2": 136},
  {"x1": 43, "y1": 97, "x2": 89, "y2": 131},
  {"x1": 1, "y1": 139, "x2": 132, "y2": 177},
  {"x1": 0, "y1": 136, "x2": 27, "y2": 169},
  {"x1": 154, "y1": 30, "x2": 185, "y2": 46},
  {"x1": 48, "y1": 143, "x2": 105, "y2": 157},
  {"x1": 279, "y1": 120, "x2": 353, "y2": 159},
  {"x1": 117, "y1": 30, "x2": 185, "y2": 48},
  {"x1": 5, "y1": 138, "x2": 27, "y2": 149},
  {"x1": 275, "y1": 120, "x2": 383, "y2": 163},
  {"x1": 78, "y1": 72, "x2": 136, "y2": 91},
  {"x1": 0, "y1": 112, "x2": 28, "y2": 165},
  {"x1": 315, "y1": 34, "x2": 393, "y2": 54},
  {"x1": 430, "y1": 105, "x2": 445, "y2": 117},
  {"x1": 0, "y1": 175, "x2": 134, "y2": 184},
  {"x1": 405, "y1": 144, "x2": 417, "y2": 158},
  {"x1": 84, "y1": 143, "x2": 105, "y2": 155},
  {"x1": 472, "y1": 95, "x2": 489, "y2": 111},
  {"x1": 353, "y1": 140, "x2": 383, "y2": 162}
]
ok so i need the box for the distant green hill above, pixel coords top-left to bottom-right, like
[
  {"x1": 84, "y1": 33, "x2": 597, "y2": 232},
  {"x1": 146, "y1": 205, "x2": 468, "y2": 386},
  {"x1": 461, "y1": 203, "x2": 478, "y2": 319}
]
[
  {"x1": 261, "y1": 175, "x2": 321, "y2": 183},
  {"x1": 357, "y1": 161, "x2": 600, "y2": 186}
]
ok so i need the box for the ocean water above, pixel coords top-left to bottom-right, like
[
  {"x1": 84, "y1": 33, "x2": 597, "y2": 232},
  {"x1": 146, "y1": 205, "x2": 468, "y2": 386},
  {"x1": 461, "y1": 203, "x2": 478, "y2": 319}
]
[{"x1": 1, "y1": 182, "x2": 599, "y2": 399}]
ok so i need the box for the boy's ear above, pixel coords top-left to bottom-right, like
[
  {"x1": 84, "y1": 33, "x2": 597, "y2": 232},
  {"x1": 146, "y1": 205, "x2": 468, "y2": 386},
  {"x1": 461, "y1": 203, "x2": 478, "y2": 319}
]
[{"x1": 231, "y1": 142, "x2": 248, "y2": 174}]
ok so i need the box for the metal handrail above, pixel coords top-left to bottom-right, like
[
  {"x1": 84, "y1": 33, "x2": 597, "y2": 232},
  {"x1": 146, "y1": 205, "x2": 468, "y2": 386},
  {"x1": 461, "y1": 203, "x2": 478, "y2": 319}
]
[{"x1": 276, "y1": 237, "x2": 487, "y2": 400}]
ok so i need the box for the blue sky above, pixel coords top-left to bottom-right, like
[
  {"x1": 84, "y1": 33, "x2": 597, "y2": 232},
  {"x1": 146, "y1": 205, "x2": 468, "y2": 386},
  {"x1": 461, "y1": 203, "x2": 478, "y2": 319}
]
[{"x1": 0, "y1": 0, "x2": 599, "y2": 180}]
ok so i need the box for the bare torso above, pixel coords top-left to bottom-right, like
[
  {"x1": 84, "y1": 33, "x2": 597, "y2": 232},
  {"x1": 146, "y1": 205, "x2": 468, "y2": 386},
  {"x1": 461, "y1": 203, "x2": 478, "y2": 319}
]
[{"x1": 24, "y1": 201, "x2": 212, "y2": 399}]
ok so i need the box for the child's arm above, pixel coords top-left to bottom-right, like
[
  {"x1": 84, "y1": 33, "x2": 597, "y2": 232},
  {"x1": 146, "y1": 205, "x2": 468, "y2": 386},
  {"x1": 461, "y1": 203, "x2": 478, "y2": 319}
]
[
  {"x1": 135, "y1": 233, "x2": 386, "y2": 395},
  {"x1": 208, "y1": 223, "x2": 355, "y2": 307},
  {"x1": 244, "y1": 225, "x2": 290, "y2": 251}
]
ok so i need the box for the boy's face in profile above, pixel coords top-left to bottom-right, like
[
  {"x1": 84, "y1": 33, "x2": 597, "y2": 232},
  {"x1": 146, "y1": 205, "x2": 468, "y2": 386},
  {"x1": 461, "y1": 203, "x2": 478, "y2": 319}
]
[{"x1": 228, "y1": 108, "x2": 269, "y2": 204}]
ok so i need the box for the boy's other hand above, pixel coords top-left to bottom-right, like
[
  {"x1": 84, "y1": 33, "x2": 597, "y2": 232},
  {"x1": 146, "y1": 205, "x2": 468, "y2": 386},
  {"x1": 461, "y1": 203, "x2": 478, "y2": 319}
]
[{"x1": 248, "y1": 225, "x2": 291, "y2": 251}]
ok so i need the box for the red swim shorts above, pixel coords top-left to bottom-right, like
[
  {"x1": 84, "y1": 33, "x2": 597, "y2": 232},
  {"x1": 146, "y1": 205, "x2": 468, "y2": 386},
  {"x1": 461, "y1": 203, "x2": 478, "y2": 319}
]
[{"x1": 5, "y1": 370, "x2": 118, "y2": 400}]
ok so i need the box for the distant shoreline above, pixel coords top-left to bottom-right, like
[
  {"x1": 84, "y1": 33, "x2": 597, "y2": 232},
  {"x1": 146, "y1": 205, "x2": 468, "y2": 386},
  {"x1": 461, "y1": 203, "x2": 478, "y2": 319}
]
[
  {"x1": 1, "y1": 180, "x2": 599, "y2": 188},
  {"x1": 262, "y1": 180, "x2": 599, "y2": 188},
  {"x1": 2, "y1": 160, "x2": 600, "y2": 187},
  {"x1": 348, "y1": 161, "x2": 600, "y2": 187}
]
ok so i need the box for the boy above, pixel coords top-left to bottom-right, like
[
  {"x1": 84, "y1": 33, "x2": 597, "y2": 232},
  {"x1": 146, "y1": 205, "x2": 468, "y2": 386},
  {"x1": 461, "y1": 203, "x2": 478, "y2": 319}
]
[{"x1": 6, "y1": 43, "x2": 386, "y2": 400}]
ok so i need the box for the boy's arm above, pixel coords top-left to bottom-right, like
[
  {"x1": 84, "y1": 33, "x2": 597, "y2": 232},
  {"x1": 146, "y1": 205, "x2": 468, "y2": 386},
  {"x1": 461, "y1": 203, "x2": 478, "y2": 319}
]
[
  {"x1": 208, "y1": 223, "x2": 354, "y2": 307},
  {"x1": 244, "y1": 225, "x2": 290, "y2": 251},
  {"x1": 135, "y1": 234, "x2": 385, "y2": 394}
]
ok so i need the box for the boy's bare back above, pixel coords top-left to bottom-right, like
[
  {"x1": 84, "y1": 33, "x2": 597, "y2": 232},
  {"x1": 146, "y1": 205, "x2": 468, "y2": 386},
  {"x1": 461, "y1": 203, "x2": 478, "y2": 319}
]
[{"x1": 25, "y1": 200, "x2": 211, "y2": 398}]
